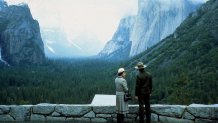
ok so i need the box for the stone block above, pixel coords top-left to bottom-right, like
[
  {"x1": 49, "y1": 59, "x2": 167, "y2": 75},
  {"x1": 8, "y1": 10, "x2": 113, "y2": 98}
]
[
  {"x1": 91, "y1": 118, "x2": 107, "y2": 123},
  {"x1": 51, "y1": 111, "x2": 61, "y2": 117},
  {"x1": 0, "y1": 115, "x2": 14, "y2": 121},
  {"x1": 93, "y1": 106, "x2": 116, "y2": 114},
  {"x1": 66, "y1": 117, "x2": 90, "y2": 122},
  {"x1": 46, "y1": 116, "x2": 66, "y2": 121},
  {"x1": 10, "y1": 105, "x2": 31, "y2": 121},
  {"x1": 30, "y1": 114, "x2": 46, "y2": 121},
  {"x1": 159, "y1": 115, "x2": 194, "y2": 123},
  {"x1": 187, "y1": 104, "x2": 218, "y2": 120},
  {"x1": 0, "y1": 105, "x2": 10, "y2": 114},
  {"x1": 183, "y1": 111, "x2": 195, "y2": 120},
  {"x1": 137, "y1": 114, "x2": 158, "y2": 122},
  {"x1": 151, "y1": 113, "x2": 159, "y2": 122},
  {"x1": 152, "y1": 104, "x2": 186, "y2": 118},
  {"x1": 96, "y1": 114, "x2": 111, "y2": 118},
  {"x1": 84, "y1": 111, "x2": 96, "y2": 118},
  {"x1": 32, "y1": 104, "x2": 55, "y2": 115},
  {"x1": 55, "y1": 104, "x2": 92, "y2": 117}
]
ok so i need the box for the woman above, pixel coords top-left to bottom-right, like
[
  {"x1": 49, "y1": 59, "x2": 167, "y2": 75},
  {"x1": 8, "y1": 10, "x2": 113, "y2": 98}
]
[{"x1": 115, "y1": 68, "x2": 129, "y2": 123}]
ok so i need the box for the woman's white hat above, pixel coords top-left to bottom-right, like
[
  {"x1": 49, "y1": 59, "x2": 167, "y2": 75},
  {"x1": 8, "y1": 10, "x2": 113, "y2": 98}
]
[
  {"x1": 118, "y1": 68, "x2": 125, "y2": 74},
  {"x1": 135, "y1": 62, "x2": 147, "y2": 69}
]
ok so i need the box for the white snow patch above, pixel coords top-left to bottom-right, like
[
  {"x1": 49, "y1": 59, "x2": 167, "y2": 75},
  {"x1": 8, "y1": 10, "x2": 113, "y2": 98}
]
[
  {"x1": 69, "y1": 40, "x2": 83, "y2": 50},
  {"x1": 45, "y1": 43, "x2": 55, "y2": 54}
]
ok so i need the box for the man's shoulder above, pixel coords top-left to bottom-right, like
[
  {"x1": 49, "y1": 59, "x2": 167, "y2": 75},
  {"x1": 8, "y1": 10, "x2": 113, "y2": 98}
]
[
  {"x1": 142, "y1": 71, "x2": 152, "y2": 78},
  {"x1": 136, "y1": 71, "x2": 152, "y2": 78},
  {"x1": 146, "y1": 72, "x2": 152, "y2": 76},
  {"x1": 138, "y1": 71, "x2": 151, "y2": 75}
]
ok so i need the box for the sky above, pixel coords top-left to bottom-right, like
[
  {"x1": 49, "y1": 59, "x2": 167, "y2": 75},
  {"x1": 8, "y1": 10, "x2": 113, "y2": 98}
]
[{"x1": 5, "y1": 0, "x2": 138, "y2": 56}]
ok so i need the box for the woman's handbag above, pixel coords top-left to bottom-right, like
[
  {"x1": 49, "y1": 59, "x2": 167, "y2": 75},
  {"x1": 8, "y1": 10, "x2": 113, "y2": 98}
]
[{"x1": 124, "y1": 92, "x2": 132, "y2": 102}]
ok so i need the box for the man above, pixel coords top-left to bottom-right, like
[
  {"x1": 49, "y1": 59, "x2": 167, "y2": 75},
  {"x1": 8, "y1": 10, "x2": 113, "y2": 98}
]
[{"x1": 135, "y1": 62, "x2": 152, "y2": 123}]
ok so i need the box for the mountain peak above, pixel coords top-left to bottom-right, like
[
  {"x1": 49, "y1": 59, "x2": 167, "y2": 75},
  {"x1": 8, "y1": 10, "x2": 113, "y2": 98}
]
[{"x1": 98, "y1": 16, "x2": 135, "y2": 60}]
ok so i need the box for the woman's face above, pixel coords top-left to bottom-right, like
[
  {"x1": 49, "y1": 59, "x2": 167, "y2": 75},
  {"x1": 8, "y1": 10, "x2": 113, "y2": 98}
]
[{"x1": 122, "y1": 72, "x2": 126, "y2": 77}]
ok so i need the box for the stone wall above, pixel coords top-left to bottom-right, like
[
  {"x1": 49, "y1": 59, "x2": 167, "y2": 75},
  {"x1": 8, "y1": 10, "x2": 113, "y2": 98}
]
[{"x1": 0, "y1": 104, "x2": 217, "y2": 123}]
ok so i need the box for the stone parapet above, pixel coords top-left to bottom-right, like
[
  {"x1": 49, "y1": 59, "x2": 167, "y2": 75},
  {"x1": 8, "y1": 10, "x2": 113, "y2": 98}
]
[{"x1": 0, "y1": 104, "x2": 217, "y2": 123}]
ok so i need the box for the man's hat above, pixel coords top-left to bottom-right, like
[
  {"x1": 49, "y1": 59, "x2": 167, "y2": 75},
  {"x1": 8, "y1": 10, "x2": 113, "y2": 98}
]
[{"x1": 135, "y1": 62, "x2": 147, "y2": 69}]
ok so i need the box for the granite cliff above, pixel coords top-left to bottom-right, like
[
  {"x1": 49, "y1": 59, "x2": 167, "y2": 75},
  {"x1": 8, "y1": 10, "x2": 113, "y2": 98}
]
[
  {"x1": 0, "y1": 1, "x2": 45, "y2": 65},
  {"x1": 98, "y1": 16, "x2": 135, "y2": 60},
  {"x1": 99, "y1": 0, "x2": 202, "y2": 59}
]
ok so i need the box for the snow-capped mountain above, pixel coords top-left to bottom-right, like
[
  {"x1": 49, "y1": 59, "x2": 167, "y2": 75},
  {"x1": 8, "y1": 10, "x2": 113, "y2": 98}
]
[
  {"x1": 42, "y1": 28, "x2": 68, "y2": 57},
  {"x1": 41, "y1": 28, "x2": 101, "y2": 58},
  {"x1": 100, "y1": 0, "x2": 203, "y2": 59},
  {"x1": 98, "y1": 16, "x2": 135, "y2": 60},
  {"x1": 41, "y1": 28, "x2": 84, "y2": 58}
]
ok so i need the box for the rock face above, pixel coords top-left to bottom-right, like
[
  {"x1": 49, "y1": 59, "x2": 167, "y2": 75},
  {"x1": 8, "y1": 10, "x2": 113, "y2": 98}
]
[
  {"x1": 98, "y1": 16, "x2": 135, "y2": 60},
  {"x1": 0, "y1": 1, "x2": 45, "y2": 65},
  {"x1": 0, "y1": 0, "x2": 7, "y2": 32},
  {"x1": 100, "y1": 0, "x2": 202, "y2": 59},
  {"x1": 129, "y1": 0, "x2": 201, "y2": 57},
  {"x1": 0, "y1": 0, "x2": 6, "y2": 11}
]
